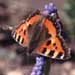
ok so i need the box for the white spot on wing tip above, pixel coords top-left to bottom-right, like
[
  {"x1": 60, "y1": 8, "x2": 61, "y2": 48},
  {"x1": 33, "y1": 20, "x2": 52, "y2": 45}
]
[{"x1": 60, "y1": 54, "x2": 64, "y2": 59}]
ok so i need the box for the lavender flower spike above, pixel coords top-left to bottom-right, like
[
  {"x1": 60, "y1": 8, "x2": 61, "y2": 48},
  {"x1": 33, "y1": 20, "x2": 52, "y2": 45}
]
[
  {"x1": 43, "y1": 3, "x2": 57, "y2": 16},
  {"x1": 31, "y1": 3, "x2": 57, "y2": 75},
  {"x1": 31, "y1": 56, "x2": 46, "y2": 75}
]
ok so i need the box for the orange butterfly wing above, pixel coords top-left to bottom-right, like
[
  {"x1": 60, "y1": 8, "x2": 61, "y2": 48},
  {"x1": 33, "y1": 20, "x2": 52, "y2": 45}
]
[
  {"x1": 12, "y1": 10, "x2": 41, "y2": 47},
  {"x1": 36, "y1": 18, "x2": 70, "y2": 60}
]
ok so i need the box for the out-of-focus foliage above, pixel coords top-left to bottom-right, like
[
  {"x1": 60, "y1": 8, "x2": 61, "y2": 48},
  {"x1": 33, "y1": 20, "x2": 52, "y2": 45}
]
[
  {"x1": 64, "y1": 0, "x2": 75, "y2": 41},
  {"x1": 64, "y1": 0, "x2": 75, "y2": 19}
]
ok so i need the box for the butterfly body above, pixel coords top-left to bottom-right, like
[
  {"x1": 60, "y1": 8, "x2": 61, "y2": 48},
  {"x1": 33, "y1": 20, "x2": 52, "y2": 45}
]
[{"x1": 12, "y1": 10, "x2": 70, "y2": 60}]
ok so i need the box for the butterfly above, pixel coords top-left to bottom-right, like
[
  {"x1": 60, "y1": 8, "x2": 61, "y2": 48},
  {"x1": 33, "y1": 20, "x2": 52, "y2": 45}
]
[{"x1": 12, "y1": 10, "x2": 70, "y2": 60}]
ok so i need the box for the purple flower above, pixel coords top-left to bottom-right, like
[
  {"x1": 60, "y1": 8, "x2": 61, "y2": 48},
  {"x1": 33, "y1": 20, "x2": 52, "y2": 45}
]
[
  {"x1": 43, "y1": 3, "x2": 57, "y2": 16},
  {"x1": 30, "y1": 56, "x2": 46, "y2": 75}
]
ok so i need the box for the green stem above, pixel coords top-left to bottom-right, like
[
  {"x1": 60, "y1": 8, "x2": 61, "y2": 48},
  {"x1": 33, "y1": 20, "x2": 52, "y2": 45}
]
[{"x1": 44, "y1": 58, "x2": 51, "y2": 75}]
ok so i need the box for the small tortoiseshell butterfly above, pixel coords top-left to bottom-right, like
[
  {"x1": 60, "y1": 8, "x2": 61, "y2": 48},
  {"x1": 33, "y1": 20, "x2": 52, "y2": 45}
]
[{"x1": 12, "y1": 10, "x2": 70, "y2": 60}]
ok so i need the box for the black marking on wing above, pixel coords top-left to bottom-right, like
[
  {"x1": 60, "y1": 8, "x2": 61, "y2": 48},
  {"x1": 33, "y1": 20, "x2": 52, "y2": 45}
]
[
  {"x1": 48, "y1": 50, "x2": 55, "y2": 57},
  {"x1": 55, "y1": 47, "x2": 57, "y2": 49},
  {"x1": 21, "y1": 38, "x2": 24, "y2": 44},
  {"x1": 42, "y1": 48, "x2": 46, "y2": 53},
  {"x1": 24, "y1": 30, "x2": 26, "y2": 35},
  {"x1": 17, "y1": 35, "x2": 21, "y2": 42},
  {"x1": 53, "y1": 43, "x2": 56, "y2": 46},
  {"x1": 46, "y1": 40, "x2": 51, "y2": 46}
]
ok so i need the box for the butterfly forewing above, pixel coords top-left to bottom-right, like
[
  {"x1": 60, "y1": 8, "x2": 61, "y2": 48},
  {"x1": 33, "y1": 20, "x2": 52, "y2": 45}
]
[
  {"x1": 12, "y1": 23, "x2": 29, "y2": 47},
  {"x1": 12, "y1": 10, "x2": 41, "y2": 47}
]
